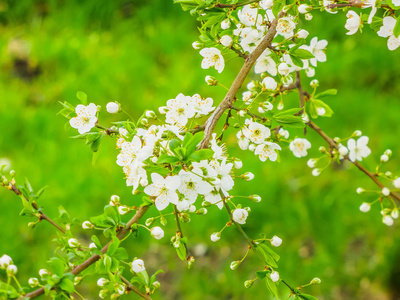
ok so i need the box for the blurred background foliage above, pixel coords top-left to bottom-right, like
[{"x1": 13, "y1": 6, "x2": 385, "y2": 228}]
[{"x1": 0, "y1": 0, "x2": 400, "y2": 299}]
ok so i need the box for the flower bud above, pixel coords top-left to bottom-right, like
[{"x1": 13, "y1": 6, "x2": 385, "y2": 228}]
[
  {"x1": 210, "y1": 232, "x2": 221, "y2": 242},
  {"x1": 116, "y1": 284, "x2": 125, "y2": 295},
  {"x1": 278, "y1": 63, "x2": 290, "y2": 76},
  {"x1": 106, "y1": 102, "x2": 121, "y2": 114},
  {"x1": 244, "y1": 280, "x2": 254, "y2": 288},
  {"x1": 192, "y1": 41, "x2": 204, "y2": 49},
  {"x1": 249, "y1": 194, "x2": 261, "y2": 202},
  {"x1": 160, "y1": 216, "x2": 168, "y2": 226},
  {"x1": 380, "y1": 154, "x2": 389, "y2": 162},
  {"x1": 196, "y1": 208, "x2": 208, "y2": 215},
  {"x1": 6, "y1": 265, "x2": 17, "y2": 276},
  {"x1": 110, "y1": 195, "x2": 120, "y2": 205},
  {"x1": 0, "y1": 255, "x2": 13, "y2": 269},
  {"x1": 307, "y1": 159, "x2": 316, "y2": 168},
  {"x1": 270, "y1": 271, "x2": 280, "y2": 282},
  {"x1": 353, "y1": 130, "x2": 362, "y2": 137},
  {"x1": 189, "y1": 205, "x2": 196, "y2": 213},
  {"x1": 131, "y1": 259, "x2": 145, "y2": 273},
  {"x1": 277, "y1": 101, "x2": 284, "y2": 110},
  {"x1": 89, "y1": 243, "x2": 97, "y2": 249},
  {"x1": 99, "y1": 289, "x2": 108, "y2": 299},
  {"x1": 153, "y1": 281, "x2": 161, "y2": 289},
  {"x1": 97, "y1": 278, "x2": 108, "y2": 287},
  {"x1": 312, "y1": 168, "x2": 321, "y2": 177},
  {"x1": 382, "y1": 187, "x2": 390, "y2": 197},
  {"x1": 39, "y1": 269, "x2": 50, "y2": 278},
  {"x1": 385, "y1": 149, "x2": 392, "y2": 156},
  {"x1": 118, "y1": 205, "x2": 131, "y2": 215},
  {"x1": 296, "y1": 29, "x2": 309, "y2": 39},
  {"x1": 391, "y1": 208, "x2": 399, "y2": 219},
  {"x1": 339, "y1": 145, "x2": 349, "y2": 156},
  {"x1": 202, "y1": 200, "x2": 212, "y2": 207},
  {"x1": 311, "y1": 277, "x2": 321, "y2": 285},
  {"x1": 248, "y1": 144, "x2": 256, "y2": 152},
  {"x1": 220, "y1": 35, "x2": 233, "y2": 47},
  {"x1": 221, "y1": 18, "x2": 231, "y2": 29},
  {"x1": 230, "y1": 261, "x2": 240, "y2": 270},
  {"x1": 28, "y1": 277, "x2": 39, "y2": 288},
  {"x1": 298, "y1": 4, "x2": 311, "y2": 13},
  {"x1": 271, "y1": 235, "x2": 282, "y2": 247},
  {"x1": 150, "y1": 226, "x2": 164, "y2": 240},
  {"x1": 145, "y1": 217, "x2": 155, "y2": 227},
  {"x1": 305, "y1": 13, "x2": 313, "y2": 21},
  {"x1": 140, "y1": 118, "x2": 149, "y2": 126},
  {"x1": 232, "y1": 208, "x2": 249, "y2": 224},
  {"x1": 305, "y1": 67, "x2": 315, "y2": 77},
  {"x1": 282, "y1": 5, "x2": 290, "y2": 12},
  {"x1": 383, "y1": 215, "x2": 394, "y2": 226},
  {"x1": 385, "y1": 171, "x2": 393, "y2": 177},
  {"x1": 145, "y1": 110, "x2": 156, "y2": 119},
  {"x1": 393, "y1": 178, "x2": 400, "y2": 189},
  {"x1": 82, "y1": 221, "x2": 93, "y2": 230},
  {"x1": 310, "y1": 79, "x2": 319, "y2": 88},
  {"x1": 205, "y1": 75, "x2": 217, "y2": 86},
  {"x1": 238, "y1": 110, "x2": 246, "y2": 117},
  {"x1": 9, "y1": 170, "x2": 16, "y2": 177},
  {"x1": 319, "y1": 146, "x2": 326, "y2": 153},
  {"x1": 68, "y1": 238, "x2": 80, "y2": 248},
  {"x1": 359, "y1": 202, "x2": 370, "y2": 213},
  {"x1": 242, "y1": 172, "x2": 254, "y2": 181},
  {"x1": 356, "y1": 187, "x2": 365, "y2": 194},
  {"x1": 234, "y1": 159, "x2": 243, "y2": 169}
]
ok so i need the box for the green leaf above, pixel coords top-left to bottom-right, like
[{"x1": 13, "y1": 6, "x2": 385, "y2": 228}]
[
  {"x1": 91, "y1": 235, "x2": 102, "y2": 249},
  {"x1": 262, "y1": 244, "x2": 280, "y2": 262},
  {"x1": 313, "y1": 99, "x2": 334, "y2": 117},
  {"x1": 307, "y1": 101, "x2": 318, "y2": 119},
  {"x1": 273, "y1": 115, "x2": 305, "y2": 128},
  {"x1": 187, "y1": 149, "x2": 214, "y2": 162},
  {"x1": 256, "y1": 244, "x2": 279, "y2": 268},
  {"x1": 150, "y1": 269, "x2": 164, "y2": 285},
  {"x1": 59, "y1": 277, "x2": 75, "y2": 293},
  {"x1": 158, "y1": 154, "x2": 180, "y2": 164},
  {"x1": 274, "y1": 108, "x2": 302, "y2": 117},
  {"x1": 256, "y1": 270, "x2": 268, "y2": 280},
  {"x1": 114, "y1": 247, "x2": 129, "y2": 260},
  {"x1": 175, "y1": 243, "x2": 187, "y2": 261},
  {"x1": 104, "y1": 205, "x2": 120, "y2": 226},
  {"x1": 291, "y1": 49, "x2": 315, "y2": 60},
  {"x1": 272, "y1": 0, "x2": 285, "y2": 18},
  {"x1": 298, "y1": 294, "x2": 319, "y2": 300},
  {"x1": 314, "y1": 89, "x2": 337, "y2": 98},
  {"x1": 0, "y1": 282, "x2": 20, "y2": 298},
  {"x1": 185, "y1": 131, "x2": 204, "y2": 156},
  {"x1": 289, "y1": 54, "x2": 303, "y2": 68},
  {"x1": 107, "y1": 236, "x2": 120, "y2": 256},
  {"x1": 169, "y1": 139, "x2": 182, "y2": 156},
  {"x1": 50, "y1": 257, "x2": 65, "y2": 277},
  {"x1": 76, "y1": 91, "x2": 88, "y2": 105},
  {"x1": 90, "y1": 134, "x2": 104, "y2": 152},
  {"x1": 266, "y1": 276, "x2": 280, "y2": 299}
]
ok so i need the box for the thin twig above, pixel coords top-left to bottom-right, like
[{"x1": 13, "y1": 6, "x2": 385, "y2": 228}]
[
  {"x1": 20, "y1": 206, "x2": 151, "y2": 300},
  {"x1": 173, "y1": 206, "x2": 191, "y2": 260},
  {"x1": 120, "y1": 274, "x2": 152, "y2": 300}
]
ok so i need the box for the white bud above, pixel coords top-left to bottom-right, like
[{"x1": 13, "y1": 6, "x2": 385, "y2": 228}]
[
  {"x1": 110, "y1": 195, "x2": 120, "y2": 205},
  {"x1": 151, "y1": 156, "x2": 158, "y2": 164},
  {"x1": 356, "y1": 187, "x2": 365, "y2": 194},
  {"x1": 270, "y1": 271, "x2": 280, "y2": 282},
  {"x1": 305, "y1": 67, "x2": 315, "y2": 77},
  {"x1": 278, "y1": 63, "x2": 290, "y2": 76},
  {"x1": 353, "y1": 130, "x2": 362, "y2": 137},
  {"x1": 6, "y1": 265, "x2": 17, "y2": 276},
  {"x1": 150, "y1": 226, "x2": 164, "y2": 240},
  {"x1": 339, "y1": 145, "x2": 349, "y2": 156},
  {"x1": 262, "y1": 77, "x2": 277, "y2": 90},
  {"x1": 383, "y1": 215, "x2": 394, "y2": 226},
  {"x1": 82, "y1": 221, "x2": 93, "y2": 230},
  {"x1": 220, "y1": 35, "x2": 233, "y2": 47},
  {"x1": 317, "y1": 107, "x2": 326, "y2": 116},
  {"x1": 28, "y1": 278, "x2": 39, "y2": 288},
  {"x1": 97, "y1": 278, "x2": 108, "y2": 287},
  {"x1": 234, "y1": 159, "x2": 243, "y2": 169},
  {"x1": 359, "y1": 202, "x2": 371, "y2": 213},
  {"x1": 230, "y1": 261, "x2": 239, "y2": 270},
  {"x1": 0, "y1": 255, "x2": 13, "y2": 269},
  {"x1": 242, "y1": 172, "x2": 254, "y2": 181},
  {"x1": 118, "y1": 205, "x2": 130, "y2": 215},
  {"x1": 307, "y1": 159, "x2": 316, "y2": 168},
  {"x1": 106, "y1": 102, "x2": 120, "y2": 114},
  {"x1": 382, "y1": 187, "x2": 390, "y2": 197},
  {"x1": 192, "y1": 41, "x2": 203, "y2": 49},
  {"x1": 298, "y1": 4, "x2": 311, "y2": 13},
  {"x1": 380, "y1": 154, "x2": 389, "y2": 162},
  {"x1": 392, "y1": 208, "x2": 399, "y2": 219},
  {"x1": 210, "y1": 232, "x2": 221, "y2": 242},
  {"x1": 232, "y1": 208, "x2": 249, "y2": 224},
  {"x1": 145, "y1": 110, "x2": 156, "y2": 119},
  {"x1": 248, "y1": 144, "x2": 256, "y2": 152},
  {"x1": 386, "y1": 171, "x2": 393, "y2": 177},
  {"x1": 311, "y1": 277, "x2": 321, "y2": 285},
  {"x1": 305, "y1": 13, "x2": 313, "y2": 21},
  {"x1": 39, "y1": 269, "x2": 50, "y2": 278},
  {"x1": 189, "y1": 205, "x2": 196, "y2": 213},
  {"x1": 296, "y1": 29, "x2": 309, "y2": 39},
  {"x1": 312, "y1": 168, "x2": 321, "y2": 176},
  {"x1": 310, "y1": 79, "x2": 319, "y2": 88},
  {"x1": 249, "y1": 194, "x2": 261, "y2": 202},
  {"x1": 68, "y1": 238, "x2": 80, "y2": 248},
  {"x1": 277, "y1": 101, "x2": 284, "y2": 110},
  {"x1": 205, "y1": 75, "x2": 217, "y2": 86},
  {"x1": 158, "y1": 106, "x2": 168, "y2": 114},
  {"x1": 384, "y1": 149, "x2": 392, "y2": 156},
  {"x1": 221, "y1": 18, "x2": 231, "y2": 29},
  {"x1": 131, "y1": 259, "x2": 145, "y2": 273},
  {"x1": 89, "y1": 243, "x2": 97, "y2": 249},
  {"x1": 271, "y1": 236, "x2": 282, "y2": 247},
  {"x1": 393, "y1": 178, "x2": 400, "y2": 189},
  {"x1": 116, "y1": 284, "x2": 125, "y2": 295}
]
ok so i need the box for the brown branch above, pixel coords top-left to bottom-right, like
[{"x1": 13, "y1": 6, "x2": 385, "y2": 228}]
[
  {"x1": 198, "y1": 14, "x2": 282, "y2": 149},
  {"x1": 20, "y1": 206, "x2": 151, "y2": 300},
  {"x1": 7, "y1": 183, "x2": 66, "y2": 234},
  {"x1": 120, "y1": 274, "x2": 152, "y2": 300}
]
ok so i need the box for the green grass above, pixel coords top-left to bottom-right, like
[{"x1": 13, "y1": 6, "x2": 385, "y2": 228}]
[{"x1": 0, "y1": 1, "x2": 400, "y2": 299}]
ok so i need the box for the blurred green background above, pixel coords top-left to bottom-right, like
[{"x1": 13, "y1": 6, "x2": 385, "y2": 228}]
[{"x1": 0, "y1": 0, "x2": 400, "y2": 299}]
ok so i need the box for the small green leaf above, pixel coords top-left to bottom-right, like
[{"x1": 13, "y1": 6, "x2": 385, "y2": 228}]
[
  {"x1": 158, "y1": 154, "x2": 180, "y2": 164},
  {"x1": 107, "y1": 236, "x2": 120, "y2": 256},
  {"x1": 273, "y1": 115, "x2": 305, "y2": 128},
  {"x1": 274, "y1": 108, "x2": 302, "y2": 117},
  {"x1": 59, "y1": 277, "x2": 75, "y2": 293},
  {"x1": 298, "y1": 294, "x2": 319, "y2": 300},
  {"x1": 114, "y1": 248, "x2": 129, "y2": 260},
  {"x1": 50, "y1": 257, "x2": 65, "y2": 277},
  {"x1": 314, "y1": 89, "x2": 337, "y2": 98},
  {"x1": 291, "y1": 49, "x2": 315, "y2": 59},
  {"x1": 76, "y1": 91, "x2": 88, "y2": 105},
  {"x1": 256, "y1": 244, "x2": 278, "y2": 268},
  {"x1": 313, "y1": 99, "x2": 334, "y2": 117},
  {"x1": 266, "y1": 276, "x2": 280, "y2": 299},
  {"x1": 91, "y1": 235, "x2": 102, "y2": 249},
  {"x1": 272, "y1": 0, "x2": 285, "y2": 18},
  {"x1": 185, "y1": 131, "x2": 205, "y2": 155},
  {"x1": 256, "y1": 270, "x2": 268, "y2": 280},
  {"x1": 289, "y1": 54, "x2": 304, "y2": 68},
  {"x1": 187, "y1": 149, "x2": 214, "y2": 162}
]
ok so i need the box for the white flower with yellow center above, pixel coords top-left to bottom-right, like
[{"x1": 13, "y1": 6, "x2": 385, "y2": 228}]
[
  {"x1": 377, "y1": 17, "x2": 400, "y2": 51},
  {"x1": 254, "y1": 142, "x2": 282, "y2": 162},
  {"x1": 144, "y1": 173, "x2": 181, "y2": 211},
  {"x1": 255, "y1": 49, "x2": 277, "y2": 75},
  {"x1": 178, "y1": 170, "x2": 213, "y2": 203},
  {"x1": 190, "y1": 94, "x2": 214, "y2": 117},
  {"x1": 117, "y1": 136, "x2": 145, "y2": 167},
  {"x1": 165, "y1": 93, "x2": 195, "y2": 127},
  {"x1": 69, "y1": 103, "x2": 97, "y2": 134},
  {"x1": 232, "y1": 208, "x2": 248, "y2": 224},
  {"x1": 124, "y1": 160, "x2": 148, "y2": 192},
  {"x1": 199, "y1": 47, "x2": 225, "y2": 73},
  {"x1": 345, "y1": 11, "x2": 361, "y2": 35},
  {"x1": 276, "y1": 17, "x2": 296, "y2": 38},
  {"x1": 289, "y1": 138, "x2": 311, "y2": 157},
  {"x1": 236, "y1": 130, "x2": 250, "y2": 150},
  {"x1": 237, "y1": 5, "x2": 263, "y2": 27},
  {"x1": 204, "y1": 190, "x2": 224, "y2": 209},
  {"x1": 347, "y1": 136, "x2": 371, "y2": 162},
  {"x1": 212, "y1": 159, "x2": 235, "y2": 196},
  {"x1": 308, "y1": 37, "x2": 328, "y2": 67},
  {"x1": 243, "y1": 121, "x2": 271, "y2": 144}
]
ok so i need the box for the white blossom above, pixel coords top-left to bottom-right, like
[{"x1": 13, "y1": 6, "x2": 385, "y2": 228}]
[
  {"x1": 345, "y1": 11, "x2": 361, "y2": 35},
  {"x1": 308, "y1": 37, "x2": 328, "y2": 67},
  {"x1": 276, "y1": 17, "x2": 296, "y2": 38},
  {"x1": 347, "y1": 136, "x2": 371, "y2": 162},
  {"x1": 393, "y1": 178, "x2": 400, "y2": 189},
  {"x1": 190, "y1": 94, "x2": 214, "y2": 117},
  {"x1": 150, "y1": 226, "x2": 165, "y2": 240},
  {"x1": 131, "y1": 259, "x2": 145, "y2": 273},
  {"x1": 383, "y1": 215, "x2": 394, "y2": 226},
  {"x1": 178, "y1": 170, "x2": 213, "y2": 203},
  {"x1": 210, "y1": 232, "x2": 221, "y2": 242},
  {"x1": 243, "y1": 121, "x2": 271, "y2": 144},
  {"x1": 270, "y1": 271, "x2": 280, "y2": 282},
  {"x1": 359, "y1": 202, "x2": 371, "y2": 213},
  {"x1": 220, "y1": 35, "x2": 233, "y2": 47},
  {"x1": 289, "y1": 138, "x2": 311, "y2": 158},
  {"x1": 199, "y1": 47, "x2": 225, "y2": 73},
  {"x1": 237, "y1": 5, "x2": 263, "y2": 27},
  {"x1": 0, "y1": 255, "x2": 12, "y2": 269},
  {"x1": 377, "y1": 17, "x2": 400, "y2": 51},
  {"x1": 69, "y1": 103, "x2": 98, "y2": 134},
  {"x1": 106, "y1": 102, "x2": 120, "y2": 114},
  {"x1": 255, "y1": 50, "x2": 277, "y2": 75},
  {"x1": 144, "y1": 173, "x2": 181, "y2": 211},
  {"x1": 382, "y1": 187, "x2": 391, "y2": 197},
  {"x1": 165, "y1": 93, "x2": 195, "y2": 127},
  {"x1": 254, "y1": 142, "x2": 281, "y2": 162},
  {"x1": 271, "y1": 236, "x2": 282, "y2": 247},
  {"x1": 232, "y1": 208, "x2": 249, "y2": 224}
]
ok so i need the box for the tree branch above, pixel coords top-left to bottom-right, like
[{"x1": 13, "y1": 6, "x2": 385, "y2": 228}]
[
  {"x1": 198, "y1": 15, "x2": 281, "y2": 149},
  {"x1": 20, "y1": 205, "x2": 151, "y2": 300}
]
